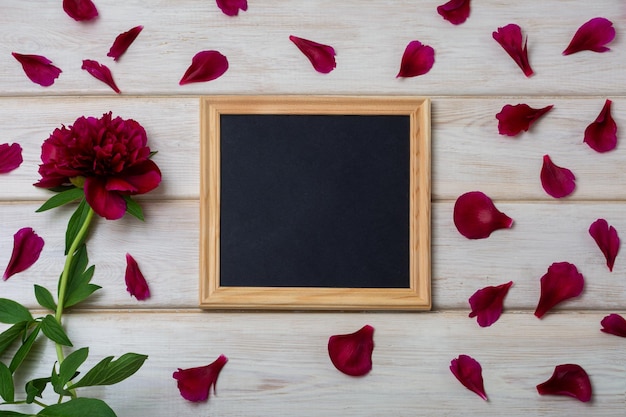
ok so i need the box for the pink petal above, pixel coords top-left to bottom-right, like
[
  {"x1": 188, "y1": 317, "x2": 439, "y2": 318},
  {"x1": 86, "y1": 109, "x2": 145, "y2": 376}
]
[
  {"x1": 496, "y1": 104, "x2": 553, "y2": 136},
  {"x1": 536, "y1": 364, "x2": 592, "y2": 402},
  {"x1": 468, "y1": 281, "x2": 513, "y2": 327},
  {"x1": 216, "y1": 0, "x2": 248, "y2": 16},
  {"x1": 81, "y1": 59, "x2": 121, "y2": 93},
  {"x1": 179, "y1": 51, "x2": 229, "y2": 85},
  {"x1": 437, "y1": 0, "x2": 471, "y2": 25},
  {"x1": 540, "y1": 155, "x2": 575, "y2": 198},
  {"x1": 563, "y1": 17, "x2": 615, "y2": 55},
  {"x1": 450, "y1": 355, "x2": 488, "y2": 400},
  {"x1": 63, "y1": 0, "x2": 98, "y2": 21},
  {"x1": 534, "y1": 262, "x2": 584, "y2": 318},
  {"x1": 600, "y1": 313, "x2": 626, "y2": 337},
  {"x1": 0, "y1": 143, "x2": 23, "y2": 174},
  {"x1": 328, "y1": 325, "x2": 374, "y2": 377},
  {"x1": 583, "y1": 99, "x2": 617, "y2": 153},
  {"x1": 492, "y1": 24, "x2": 533, "y2": 77},
  {"x1": 125, "y1": 253, "x2": 150, "y2": 300},
  {"x1": 12, "y1": 53, "x2": 62, "y2": 87},
  {"x1": 173, "y1": 355, "x2": 228, "y2": 402},
  {"x1": 453, "y1": 191, "x2": 513, "y2": 239},
  {"x1": 589, "y1": 218, "x2": 619, "y2": 271},
  {"x1": 397, "y1": 40, "x2": 435, "y2": 78},
  {"x1": 289, "y1": 35, "x2": 336, "y2": 74},
  {"x1": 107, "y1": 25, "x2": 143, "y2": 61},
  {"x1": 3, "y1": 227, "x2": 44, "y2": 280}
]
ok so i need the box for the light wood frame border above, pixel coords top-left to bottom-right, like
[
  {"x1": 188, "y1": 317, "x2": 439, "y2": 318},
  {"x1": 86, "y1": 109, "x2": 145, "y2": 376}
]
[{"x1": 200, "y1": 96, "x2": 431, "y2": 310}]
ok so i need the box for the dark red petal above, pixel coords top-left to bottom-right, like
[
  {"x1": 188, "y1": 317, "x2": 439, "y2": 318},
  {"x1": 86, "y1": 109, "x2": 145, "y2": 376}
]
[
  {"x1": 540, "y1": 155, "x2": 575, "y2": 198},
  {"x1": 63, "y1": 0, "x2": 98, "y2": 21},
  {"x1": 216, "y1": 0, "x2": 248, "y2": 16},
  {"x1": 600, "y1": 313, "x2": 626, "y2": 337},
  {"x1": 107, "y1": 25, "x2": 143, "y2": 61},
  {"x1": 536, "y1": 364, "x2": 592, "y2": 402},
  {"x1": 84, "y1": 177, "x2": 127, "y2": 220},
  {"x1": 0, "y1": 143, "x2": 23, "y2": 174},
  {"x1": 450, "y1": 355, "x2": 487, "y2": 400},
  {"x1": 468, "y1": 281, "x2": 513, "y2": 327},
  {"x1": 81, "y1": 59, "x2": 121, "y2": 94},
  {"x1": 328, "y1": 325, "x2": 374, "y2": 377},
  {"x1": 105, "y1": 160, "x2": 162, "y2": 195},
  {"x1": 12, "y1": 53, "x2": 62, "y2": 87},
  {"x1": 179, "y1": 51, "x2": 229, "y2": 85},
  {"x1": 583, "y1": 99, "x2": 617, "y2": 153},
  {"x1": 496, "y1": 104, "x2": 553, "y2": 136},
  {"x1": 437, "y1": 0, "x2": 471, "y2": 25},
  {"x1": 3, "y1": 227, "x2": 44, "y2": 280},
  {"x1": 589, "y1": 218, "x2": 619, "y2": 271},
  {"x1": 289, "y1": 35, "x2": 336, "y2": 74},
  {"x1": 453, "y1": 191, "x2": 513, "y2": 239},
  {"x1": 534, "y1": 262, "x2": 584, "y2": 318},
  {"x1": 492, "y1": 24, "x2": 533, "y2": 77},
  {"x1": 125, "y1": 253, "x2": 150, "y2": 300},
  {"x1": 173, "y1": 355, "x2": 228, "y2": 402},
  {"x1": 563, "y1": 17, "x2": 615, "y2": 55},
  {"x1": 396, "y1": 40, "x2": 435, "y2": 78}
]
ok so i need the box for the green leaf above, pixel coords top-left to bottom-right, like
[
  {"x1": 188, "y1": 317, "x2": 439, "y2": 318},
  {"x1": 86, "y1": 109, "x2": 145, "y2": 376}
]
[
  {"x1": 0, "y1": 362, "x2": 14, "y2": 402},
  {"x1": 65, "y1": 199, "x2": 90, "y2": 255},
  {"x1": 40, "y1": 316, "x2": 72, "y2": 347},
  {"x1": 36, "y1": 188, "x2": 84, "y2": 213},
  {"x1": 25, "y1": 376, "x2": 51, "y2": 404},
  {"x1": 9, "y1": 324, "x2": 40, "y2": 373},
  {"x1": 37, "y1": 398, "x2": 117, "y2": 417},
  {"x1": 72, "y1": 353, "x2": 147, "y2": 388},
  {"x1": 64, "y1": 284, "x2": 100, "y2": 309},
  {"x1": 56, "y1": 348, "x2": 88, "y2": 393},
  {"x1": 0, "y1": 300, "x2": 33, "y2": 324},
  {"x1": 122, "y1": 196, "x2": 144, "y2": 221},
  {"x1": 0, "y1": 322, "x2": 28, "y2": 357},
  {"x1": 34, "y1": 285, "x2": 56, "y2": 311},
  {"x1": 63, "y1": 246, "x2": 100, "y2": 308}
]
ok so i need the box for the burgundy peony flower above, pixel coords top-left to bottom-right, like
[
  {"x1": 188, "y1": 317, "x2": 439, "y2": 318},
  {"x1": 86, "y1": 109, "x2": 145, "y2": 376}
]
[
  {"x1": 0, "y1": 143, "x2": 23, "y2": 174},
  {"x1": 397, "y1": 40, "x2": 435, "y2": 78},
  {"x1": 216, "y1": 0, "x2": 248, "y2": 16},
  {"x1": 437, "y1": 0, "x2": 471, "y2": 25},
  {"x1": 63, "y1": 0, "x2": 98, "y2": 21},
  {"x1": 540, "y1": 155, "x2": 575, "y2": 198},
  {"x1": 468, "y1": 281, "x2": 513, "y2": 327},
  {"x1": 534, "y1": 262, "x2": 584, "y2": 318},
  {"x1": 453, "y1": 191, "x2": 513, "y2": 239},
  {"x1": 179, "y1": 51, "x2": 229, "y2": 85},
  {"x1": 563, "y1": 17, "x2": 615, "y2": 55},
  {"x1": 600, "y1": 313, "x2": 626, "y2": 337},
  {"x1": 12, "y1": 53, "x2": 62, "y2": 87},
  {"x1": 173, "y1": 354, "x2": 228, "y2": 402},
  {"x1": 125, "y1": 253, "x2": 150, "y2": 300},
  {"x1": 328, "y1": 325, "x2": 374, "y2": 377},
  {"x1": 536, "y1": 364, "x2": 592, "y2": 402},
  {"x1": 108, "y1": 26, "x2": 143, "y2": 61},
  {"x1": 584, "y1": 99, "x2": 617, "y2": 153},
  {"x1": 81, "y1": 60, "x2": 121, "y2": 93},
  {"x1": 3, "y1": 227, "x2": 44, "y2": 280},
  {"x1": 496, "y1": 104, "x2": 553, "y2": 136},
  {"x1": 289, "y1": 35, "x2": 337, "y2": 74},
  {"x1": 34, "y1": 112, "x2": 161, "y2": 220},
  {"x1": 450, "y1": 354, "x2": 487, "y2": 400},
  {"x1": 493, "y1": 24, "x2": 533, "y2": 77},
  {"x1": 589, "y1": 218, "x2": 619, "y2": 271}
]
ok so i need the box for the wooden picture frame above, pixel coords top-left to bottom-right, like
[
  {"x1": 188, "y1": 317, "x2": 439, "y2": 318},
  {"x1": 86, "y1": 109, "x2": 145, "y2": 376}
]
[{"x1": 200, "y1": 96, "x2": 431, "y2": 310}]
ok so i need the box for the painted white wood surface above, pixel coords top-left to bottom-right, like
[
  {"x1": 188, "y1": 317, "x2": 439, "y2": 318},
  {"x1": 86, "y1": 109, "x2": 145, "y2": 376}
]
[{"x1": 0, "y1": 1, "x2": 625, "y2": 416}]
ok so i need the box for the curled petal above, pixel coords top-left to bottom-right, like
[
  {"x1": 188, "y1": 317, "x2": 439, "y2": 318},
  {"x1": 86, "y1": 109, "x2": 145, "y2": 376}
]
[
  {"x1": 453, "y1": 191, "x2": 513, "y2": 239},
  {"x1": 450, "y1": 355, "x2": 487, "y2": 400},
  {"x1": 289, "y1": 35, "x2": 336, "y2": 74},
  {"x1": 437, "y1": 0, "x2": 471, "y2": 25},
  {"x1": 589, "y1": 218, "x2": 619, "y2": 271},
  {"x1": 0, "y1": 143, "x2": 23, "y2": 174},
  {"x1": 173, "y1": 355, "x2": 228, "y2": 402},
  {"x1": 536, "y1": 364, "x2": 592, "y2": 402},
  {"x1": 397, "y1": 40, "x2": 435, "y2": 78},
  {"x1": 12, "y1": 53, "x2": 62, "y2": 87},
  {"x1": 328, "y1": 325, "x2": 374, "y2": 377},
  {"x1": 107, "y1": 26, "x2": 143, "y2": 61},
  {"x1": 600, "y1": 313, "x2": 626, "y2": 337},
  {"x1": 125, "y1": 253, "x2": 150, "y2": 300},
  {"x1": 81, "y1": 59, "x2": 121, "y2": 93},
  {"x1": 84, "y1": 177, "x2": 127, "y2": 220},
  {"x1": 563, "y1": 17, "x2": 615, "y2": 55},
  {"x1": 179, "y1": 51, "x2": 229, "y2": 85},
  {"x1": 63, "y1": 0, "x2": 98, "y2": 21},
  {"x1": 216, "y1": 0, "x2": 248, "y2": 16},
  {"x1": 496, "y1": 104, "x2": 553, "y2": 136},
  {"x1": 540, "y1": 155, "x2": 575, "y2": 198},
  {"x1": 584, "y1": 99, "x2": 617, "y2": 153},
  {"x1": 3, "y1": 227, "x2": 44, "y2": 280},
  {"x1": 468, "y1": 281, "x2": 513, "y2": 327},
  {"x1": 492, "y1": 24, "x2": 533, "y2": 77},
  {"x1": 534, "y1": 262, "x2": 584, "y2": 318}
]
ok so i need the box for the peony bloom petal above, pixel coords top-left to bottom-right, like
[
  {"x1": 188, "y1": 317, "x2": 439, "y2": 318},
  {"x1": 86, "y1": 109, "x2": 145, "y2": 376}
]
[
  {"x1": 534, "y1": 262, "x2": 584, "y2": 318},
  {"x1": 540, "y1": 155, "x2": 575, "y2": 198},
  {"x1": 397, "y1": 40, "x2": 435, "y2": 78},
  {"x1": 125, "y1": 253, "x2": 150, "y2": 300},
  {"x1": 536, "y1": 364, "x2": 592, "y2": 402},
  {"x1": 107, "y1": 25, "x2": 143, "y2": 61},
  {"x1": 84, "y1": 177, "x2": 128, "y2": 220},
  {"x1": 600, "y1": 313, "x2": 626, "y2": 337},
  {"x1": 328, "y1": 325, "x2": 374, "y2": 377},
  {"x1": 496, "y1": 104, "x2": 553, "y2": 136},
  {"x1": 216, "y1": 0, "x2": 247, "y2": 16},
  {"x1": 12, "y1": 53, "x2": 62, "y2": 87},
  {"x1": 453, "y1": 191, "x2": 513, "y2": 239},
  {"x1": 492, "y1": 24, "x2": 533, "y2": 77},
  {"x1": 289, "y1": 35, "x2": 336, "y2": 74},
  {"x1": 589, "y1": 218, "x2": 619, "y2": 271},
  {"x1": 179, "y1": 51, "x2": 229, "y2": 85},
  {"x1": 0, "y1": 143, "x2": 23, "y2": 174},
  {"x1": 450, "y1": 355, "x2": 487, "y2": 400},
  {"x1": 81, "y1": 59, "x2": 121, "y2": 94},
  {"x1": 63, "y1": 0, "x2": 98, "y2": 21},
  {"x1": 563, "y1": 17, "x2": 615, "y2": 55},
  {"x1": 173, "y1": 355, "x2": 228, "y2": 402},
  {"x1": 3, "y1": 227, "x2": 44, "y2": 280},
  {"x1": 583, "y1": 99, "x2": 617, "y2": 153},
  {"x1": 468, "y1": 281, "x2": 513, "y2": 327},
  {"x1": 437, "y1": 0, "x2": 471, "y2": 25}
]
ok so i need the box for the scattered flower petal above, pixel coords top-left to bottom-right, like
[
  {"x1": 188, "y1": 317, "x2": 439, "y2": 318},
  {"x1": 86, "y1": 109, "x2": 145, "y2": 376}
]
[
  {"x1": 397, "y1": 40, "x2": 435, "y2": 78},
  {"x1": 450, "y1": 355, "x2": 487, "y2": 400},
  {"x1": 125, "y1": 254, "x2": 150, "y2": 300},
  {"x1": 216, "y1": 0, "x2": 247, "y2": 16},
  {"x1": 63, "y1": 0, "x2": 98, "y2": 21},
  {"x1": 179, "y1": 51, "x2": 229, "y2": 85},
  {"x1": 534, "y1": 262, "x2": 584, "y2": 318},
  {"x1": 107, "y1": 25, "x2": 143, "y2": 61},
  {"x1": 3, "y1": 227, "x2": 44, "y2": 280},
  {"x1": 584, "y1": 99, "x2": 617, "y2": 153},
  {"x1": 540, "y1": 155, "x2": 575, "y2": 198},
  {"x1": 563, "y1": 17, "x2": 615, "y2": 55},
  {"x1": 589, "y1": 218, "x2": 619, "y2": 271},
  {"x1": 173, "y1": 354, "x2": 228, "y2": 402},
  {"x1": 289, "y1": 35, "x2": 336, "y2": 74},
  {"x1": 12, "y1": 53, "x2": 62, "y2": 87},
  {"x1": 328, "y1": 325, "x2": 374, "y2": 377},
  {"x1": 0, "y1": 143, "x2": 23, "y2": 174},
  {"x1": 81, "y1": 59, "x2": 121, "y2": 94},
  {"x1": 496, "y1": 104, "x2": 553, "y2": 136},
  {"x1": 437, "y1": 0, "x2": 471, "y2": 25},
  {"x1": 468, "y1": 281, "x2": 513, "y2": 327},
  {"x1": 453, "y1": 191, "x2": 513, "y2": 239},
  {"x1": 600, "y1": 313, "x2": 626, "y2": 337},
  {"x1": 536, "y1": 364, "x2": 592, "y2": 402},
  {"x1": 493, "y1": 24, "x2": 533, "y2": 77}
]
